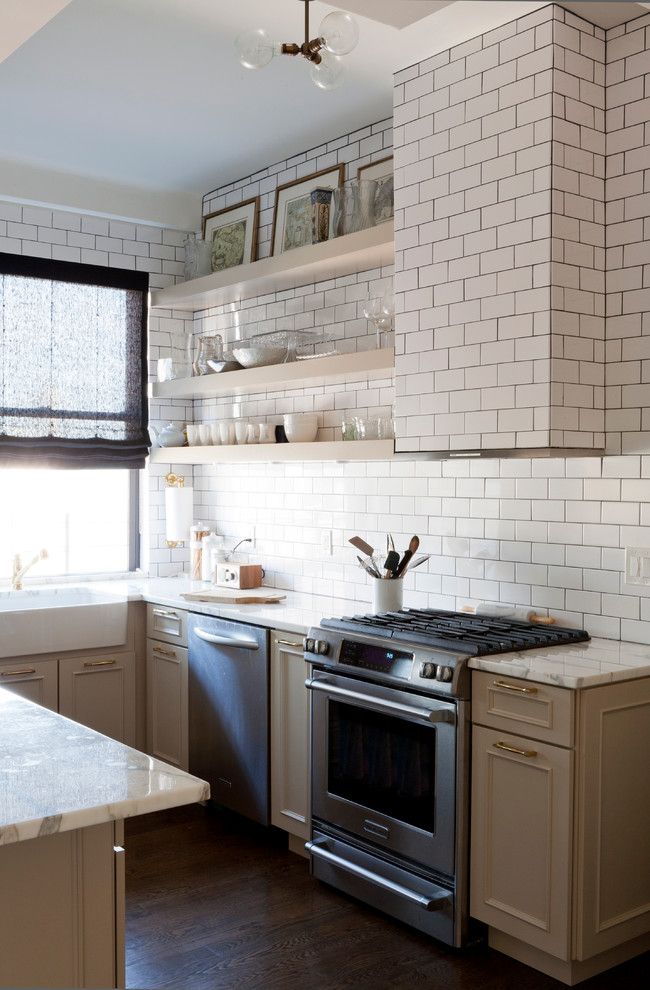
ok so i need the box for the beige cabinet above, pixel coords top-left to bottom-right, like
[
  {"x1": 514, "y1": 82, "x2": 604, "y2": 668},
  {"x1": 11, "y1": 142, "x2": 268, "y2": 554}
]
[
  {"x1": 270, "y1": 630, "x2": 310, "y2": 842},
  {"x1": 59, "y1": 653, "x2": 136, "y2": 747},
  {"x1": 0, "y1": 821, "x2": 124, "y2": 989},
  {"x1": 146, "y1": 639, "x2": 188, "y2": 770},
  {"x1": 0, "y1": 658, "x2": 58, "y2": 711},
  {"x1": 470, "y1": 724, "x2": 572, "y2": 960},
  {"x1": 471, "y1": 672, "x2": 650, "y2": 985}
]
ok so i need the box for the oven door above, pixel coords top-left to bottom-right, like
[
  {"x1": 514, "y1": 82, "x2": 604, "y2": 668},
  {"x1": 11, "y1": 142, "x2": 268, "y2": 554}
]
[{"x1": 308, "y1": 671, "x2": 457, "y2": 877}]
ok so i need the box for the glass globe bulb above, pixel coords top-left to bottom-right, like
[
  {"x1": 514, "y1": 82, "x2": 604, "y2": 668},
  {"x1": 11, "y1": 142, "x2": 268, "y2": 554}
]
[
  {"x1": 311, "y1": 51, "x2": 345, "y2": 91},
  {"x1": 319, "y1": 10, "x2": 359, "y2": 56},
  {"x1": 235, "y1": 29, "x2": 275, "y2": 70}
]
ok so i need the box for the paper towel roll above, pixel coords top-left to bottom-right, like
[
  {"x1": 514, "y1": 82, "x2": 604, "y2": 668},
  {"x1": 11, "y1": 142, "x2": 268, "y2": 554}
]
[{"x1": 165, "y1": 486, "x2": 194, "y2": 543}]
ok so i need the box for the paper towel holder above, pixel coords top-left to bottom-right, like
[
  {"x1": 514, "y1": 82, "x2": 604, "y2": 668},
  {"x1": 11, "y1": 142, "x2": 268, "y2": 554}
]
[{"x1": 165, "y1": 473, "x2": 193, "y2": 548}]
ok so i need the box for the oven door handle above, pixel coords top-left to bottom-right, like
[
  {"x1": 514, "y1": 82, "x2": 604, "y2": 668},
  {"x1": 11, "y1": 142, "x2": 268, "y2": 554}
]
[
  {"x1": 305, "y1": 677, "x2": 455, "y2": 724},
  {"x1": 305, "y1": 839, "x2": 451, "y2": 912}
]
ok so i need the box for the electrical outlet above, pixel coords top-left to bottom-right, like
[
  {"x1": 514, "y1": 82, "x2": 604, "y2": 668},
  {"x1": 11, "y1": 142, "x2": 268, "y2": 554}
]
[
  {"x1": 625, "y1": 547, "x2": 650, "y2": 586},
  {"x1": 321, "y1": 530, "x2": 333, "y2": 556}
]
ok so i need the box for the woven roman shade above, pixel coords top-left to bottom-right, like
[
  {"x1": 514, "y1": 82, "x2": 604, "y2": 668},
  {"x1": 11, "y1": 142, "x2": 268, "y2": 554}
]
[{"x1": 0, "y1": 253, "x2": 149, "y2": 469}]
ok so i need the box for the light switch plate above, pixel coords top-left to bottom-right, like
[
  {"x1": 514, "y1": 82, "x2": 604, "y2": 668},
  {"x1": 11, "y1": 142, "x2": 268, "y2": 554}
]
[{"x1": 625, "y1": 547, "x2": 650, "y2": 586}]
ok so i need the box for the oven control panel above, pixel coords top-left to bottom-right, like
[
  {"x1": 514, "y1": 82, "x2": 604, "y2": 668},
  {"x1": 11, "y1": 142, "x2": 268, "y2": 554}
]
[
  {"x1": 303, "y1": 627, "x2": 469, "y2": 698},
  {"x1": 339, "y1": 639, "x2": 413, "y2": 677}
]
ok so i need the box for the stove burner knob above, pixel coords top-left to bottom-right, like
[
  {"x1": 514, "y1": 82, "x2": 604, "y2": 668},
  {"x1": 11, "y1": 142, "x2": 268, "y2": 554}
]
[
  {"x1": 436, "y1": 665, "x2": 453, "y2": 682},
  {"x1": 314, "y1": 639, "x2": 330, "y2": 656},
  {"x1": 419, "y1": 661, "x2": 436, "y2": 679},
  {"x1": 304, "y1": 637, "x2": 315, "y2": 653}
]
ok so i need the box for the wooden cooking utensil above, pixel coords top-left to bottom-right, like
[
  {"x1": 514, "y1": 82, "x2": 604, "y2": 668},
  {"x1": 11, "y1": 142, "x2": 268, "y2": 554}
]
[
  {"x1": 349, "y1": 536, "x2": 375, "y2": 558},
  {"x1": 395, "y1": 535, "x2": 420, "y2": 578}
]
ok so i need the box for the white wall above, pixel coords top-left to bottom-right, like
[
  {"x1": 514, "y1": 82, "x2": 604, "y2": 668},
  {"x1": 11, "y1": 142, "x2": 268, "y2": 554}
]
[{"x1": 184, "y1": 9, "x2": 650, "y2": 642}]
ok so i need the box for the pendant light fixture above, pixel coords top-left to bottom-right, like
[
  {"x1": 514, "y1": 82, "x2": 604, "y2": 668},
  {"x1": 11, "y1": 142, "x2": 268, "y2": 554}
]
[{"x1": 235, "y1": 1, "x2": 359, "y2": 91}]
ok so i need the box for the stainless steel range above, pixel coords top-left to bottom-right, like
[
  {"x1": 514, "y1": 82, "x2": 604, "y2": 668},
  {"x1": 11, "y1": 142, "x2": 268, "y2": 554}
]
[{"x1": 304, "y1": 608, "x2": 589, "y2": 947}]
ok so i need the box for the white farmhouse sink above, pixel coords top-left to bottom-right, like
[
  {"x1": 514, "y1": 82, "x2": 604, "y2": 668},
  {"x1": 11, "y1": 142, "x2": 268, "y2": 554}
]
[{"x1": 0, "y1": 587, "x2": 128, "y2": 658}]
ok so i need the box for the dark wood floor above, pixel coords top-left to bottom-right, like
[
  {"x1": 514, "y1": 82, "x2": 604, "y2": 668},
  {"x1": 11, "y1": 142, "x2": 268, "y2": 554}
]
[{"x1": 125, "y1": 805, "x2": 648, "y2": 990}]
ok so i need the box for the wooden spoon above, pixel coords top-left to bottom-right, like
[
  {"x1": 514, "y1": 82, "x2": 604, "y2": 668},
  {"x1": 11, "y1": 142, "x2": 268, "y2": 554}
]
[{"x1": 395, "y1": 535, "x2": 420, "y2": 578}]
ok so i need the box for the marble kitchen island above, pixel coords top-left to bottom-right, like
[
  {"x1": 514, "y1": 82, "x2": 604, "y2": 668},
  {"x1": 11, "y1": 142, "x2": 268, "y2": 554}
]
[{"x1": 0, "y1": 687, "x2": 208, "y2": 989}]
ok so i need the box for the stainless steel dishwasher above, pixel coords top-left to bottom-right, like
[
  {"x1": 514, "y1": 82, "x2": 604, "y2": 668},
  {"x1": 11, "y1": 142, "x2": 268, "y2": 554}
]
[{"x1": 188, "y1": 613, "x2": 270, "y2": 825}]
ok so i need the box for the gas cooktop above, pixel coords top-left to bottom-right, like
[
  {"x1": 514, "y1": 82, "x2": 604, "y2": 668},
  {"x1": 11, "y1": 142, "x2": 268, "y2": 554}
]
[{"x1": 320, "y1": 608, "x2": 590, "y2": 657}]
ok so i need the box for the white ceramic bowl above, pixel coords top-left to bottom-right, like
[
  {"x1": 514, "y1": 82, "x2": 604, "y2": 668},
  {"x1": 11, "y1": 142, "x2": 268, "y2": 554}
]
[
  {"x1": 283, "y1": 413, "x2": 318, "y2": 443},
  {"x1": 231, "y1": 345, "x2": 287, "y2": 368}
]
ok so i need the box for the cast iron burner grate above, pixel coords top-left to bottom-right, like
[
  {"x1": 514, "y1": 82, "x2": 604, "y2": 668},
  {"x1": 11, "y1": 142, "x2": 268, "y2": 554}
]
[{"x1": 321, "y1": 608, "x2": 590, "y2": 657}]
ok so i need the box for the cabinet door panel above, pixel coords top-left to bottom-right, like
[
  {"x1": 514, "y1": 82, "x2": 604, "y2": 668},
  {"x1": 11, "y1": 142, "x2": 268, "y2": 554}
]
[
  {"x1": 270, "y1": 633, "x2": 310, "y2": 840},
  {"x1": 0, "y1": 659, "x2": 58, "y2": 711},
  {"x1": 146, "y1": 640, "x2": 188, "y2": 770},
  {"x1": 59, "y1": 653, "x2": 136, "y2": 746},
  {"x1": 576, "y1": 678, "x2": 650, "y2": 960},
  {"x1": 470, "y1": 725, "x2": 572, "y2": 960}
]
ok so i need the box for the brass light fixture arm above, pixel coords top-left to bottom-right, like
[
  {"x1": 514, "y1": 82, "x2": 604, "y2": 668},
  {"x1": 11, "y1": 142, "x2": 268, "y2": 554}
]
[{"x1": 280, "y1": 1, "x2": 324, "y2": 64}]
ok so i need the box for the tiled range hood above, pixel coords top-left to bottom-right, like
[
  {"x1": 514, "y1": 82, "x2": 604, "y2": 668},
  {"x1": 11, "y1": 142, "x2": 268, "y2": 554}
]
[{"x1": 393, "y1": 3, "x2": 642, "y2": 457}]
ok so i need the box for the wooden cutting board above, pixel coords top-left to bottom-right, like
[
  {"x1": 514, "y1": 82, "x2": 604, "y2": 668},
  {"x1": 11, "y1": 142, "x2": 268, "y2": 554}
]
[{"x1": 180, "y1": 588, "x2": 286, "y2": 605}]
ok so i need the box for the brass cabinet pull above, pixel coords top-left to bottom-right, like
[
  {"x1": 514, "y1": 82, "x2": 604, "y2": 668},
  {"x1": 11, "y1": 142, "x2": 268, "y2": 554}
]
[
  {"x1": 83, "y1": 659, "x2": 117, "y2": 668},
  {"x1": 494, "y1": 741, "x2": 538, "y2": 759},
  {"x1": 153, "y1": 645, "x2": 177, "y2": 658},
  {"x1": 493, "y1": 679, "x2": 538, "y2": 695},
  {"x1": 152, "y1": 608, "x2": 178, "y2": 619},
  {"x1": 276, "y1": 639, "x2": 303, "y2": 649},
  {"x1": 1, "y1": 667, "x2": 36, "y2": 677}
]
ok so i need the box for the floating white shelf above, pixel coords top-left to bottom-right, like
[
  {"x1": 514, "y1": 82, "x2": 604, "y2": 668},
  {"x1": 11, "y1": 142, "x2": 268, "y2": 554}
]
[
  {"x1": 149, "y1": 222, "x2": 394, "y2": 312},
  {"x1": 149, "y1": 439, "x2": 394, "y2": 464},
  {"x1": 150, "y1": 347, "x2": 394, "y2": 401}
]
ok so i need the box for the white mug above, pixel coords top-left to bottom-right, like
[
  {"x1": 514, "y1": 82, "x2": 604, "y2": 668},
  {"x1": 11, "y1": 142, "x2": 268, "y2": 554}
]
[{"x1": 199, "y1": 424, "x2": 211, "y2": 446}]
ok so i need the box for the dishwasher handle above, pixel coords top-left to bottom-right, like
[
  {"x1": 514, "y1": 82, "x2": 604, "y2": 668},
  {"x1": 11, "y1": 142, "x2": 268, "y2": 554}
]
[
  {"x1": 306, "y1": 839, "x2": 450, "y2": 912},
  {"x1": 194, "y1": 627, "x2": 259, "y2": 651}
]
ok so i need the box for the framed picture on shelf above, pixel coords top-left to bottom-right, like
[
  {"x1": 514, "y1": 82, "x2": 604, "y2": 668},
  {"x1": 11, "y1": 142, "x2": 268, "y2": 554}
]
[
  {"x1": 202, "y1": 197, "x2": 259, "y2": 272},
  {"x1": 358, "y1": 156, "x2": 394, "y2": 225},
  {"x1": 271, "y1": 164, "x2": 344, "y2": 256}
]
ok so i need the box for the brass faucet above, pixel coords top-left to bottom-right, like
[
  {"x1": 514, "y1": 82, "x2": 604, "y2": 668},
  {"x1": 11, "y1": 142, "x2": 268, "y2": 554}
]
[{"x1": 11, "y1": 549, "x2": 49, "y2": 591}]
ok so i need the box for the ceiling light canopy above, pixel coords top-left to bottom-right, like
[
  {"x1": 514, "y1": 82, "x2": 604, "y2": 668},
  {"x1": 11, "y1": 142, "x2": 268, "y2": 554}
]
[{"x1": 235, "y1": 1, "x2": 359, "y2": 91}]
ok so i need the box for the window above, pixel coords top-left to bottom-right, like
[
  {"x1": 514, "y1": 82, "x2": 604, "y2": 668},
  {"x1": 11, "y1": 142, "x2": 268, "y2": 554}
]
[
  {"x1": 0, "y1": 467, "x2": 138, "y2": 579},
  {"x1": 0, "y1": 254, "x2": 149, "y2": 469}
]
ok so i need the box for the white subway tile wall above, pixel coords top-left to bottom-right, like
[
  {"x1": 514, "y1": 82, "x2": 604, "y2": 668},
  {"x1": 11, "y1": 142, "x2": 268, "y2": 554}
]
[
  {"x1": 393, "y1": 5, "x2": 605, "y2": 452},
  {"x1": 181, "y1": 7, "x2": 650, "y2": 642},
  {"x1": 606, "y1": 14, "x2": 650, "y2": 453},
  {"x1": 0, "y1": 197, "x2": 193, "y2": 578}
]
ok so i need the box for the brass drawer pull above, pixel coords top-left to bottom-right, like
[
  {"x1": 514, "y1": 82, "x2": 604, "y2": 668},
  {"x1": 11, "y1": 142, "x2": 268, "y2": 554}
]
[
  {"x1": 494, "y1": 741, "x2": 538, "y2": 759},
  {"x1": 152, "y1": 608, "x2": 179, "y2": 619},
  {"x1": 276, "y1": 639, "x2": 303, "y2": 649},
  {"x1": 1, "y1": 667, "x2": 36, "y2": 677},
  {"x1": 153, "y1": 645, "x2": 177, "y2": 658},
  {"x1": 493, "y1": 679, "x2": 538, "y2": 695},
  {"x1": 83, "y1": 659, "x2": 117, "y2": 668}
]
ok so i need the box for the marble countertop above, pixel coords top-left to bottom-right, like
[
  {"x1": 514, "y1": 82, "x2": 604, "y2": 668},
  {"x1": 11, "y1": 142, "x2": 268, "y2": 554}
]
[
  {"x1": 87, "y1": 575, "x2": 367, "y2": 637},
  {"x1": 3, "y1": 575, "x2": 650, "y2": 689},
  {"x1": 468, "y1": 637, "x2": 650, "y2": 689},
  {"x1": 0, "y1": 688, "x2": 209, "y2": 846}
]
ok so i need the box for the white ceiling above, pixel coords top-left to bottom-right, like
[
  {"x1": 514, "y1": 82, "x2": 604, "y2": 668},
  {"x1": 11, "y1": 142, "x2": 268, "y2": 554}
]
[
  {"x1": 0, "y1": 0, "x2": 399, "y2": 199},
  {"x1": 337, "y1": 1, "x2": 452, "y2": 29}
]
